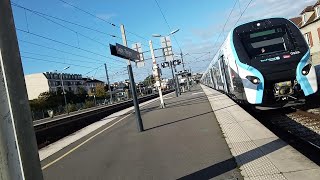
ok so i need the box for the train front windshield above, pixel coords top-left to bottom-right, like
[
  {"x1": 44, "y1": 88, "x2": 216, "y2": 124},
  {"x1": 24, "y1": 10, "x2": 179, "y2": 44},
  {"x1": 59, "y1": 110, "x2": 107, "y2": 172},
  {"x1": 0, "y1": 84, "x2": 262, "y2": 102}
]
[{"x1": 240, "y1": 26, "x2": 295, "y2": 59}]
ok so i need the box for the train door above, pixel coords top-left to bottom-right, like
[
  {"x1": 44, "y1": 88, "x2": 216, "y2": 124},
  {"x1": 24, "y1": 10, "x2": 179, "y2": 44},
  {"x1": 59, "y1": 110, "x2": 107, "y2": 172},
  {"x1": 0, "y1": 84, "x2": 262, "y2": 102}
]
[
  {"x1": 217, "y1": 59, "x2": 225, "y2": 92},
  {"x1": 209, "y1": 68, "x2": 216, "y2": 89},
  {"x1": 219, "y1": 55, "x2": 231, "y2": 93}
]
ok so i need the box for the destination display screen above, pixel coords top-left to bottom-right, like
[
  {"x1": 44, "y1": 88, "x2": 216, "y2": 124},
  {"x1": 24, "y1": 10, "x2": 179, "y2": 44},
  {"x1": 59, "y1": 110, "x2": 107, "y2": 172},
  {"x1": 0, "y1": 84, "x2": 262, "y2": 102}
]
[{"x1": 240, "y1": 26, "x2": 295, "y2": 59}]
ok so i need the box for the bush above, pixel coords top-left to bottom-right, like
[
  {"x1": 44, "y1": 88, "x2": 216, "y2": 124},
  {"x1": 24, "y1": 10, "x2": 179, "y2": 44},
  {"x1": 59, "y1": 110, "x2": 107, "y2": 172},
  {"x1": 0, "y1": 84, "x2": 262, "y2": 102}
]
[
  {"x1": 84, "y1": 100, "x2": 95, "y2": 108},
  {"x1": 66, "y1": 103, "x2": 77, "y2": 113}
]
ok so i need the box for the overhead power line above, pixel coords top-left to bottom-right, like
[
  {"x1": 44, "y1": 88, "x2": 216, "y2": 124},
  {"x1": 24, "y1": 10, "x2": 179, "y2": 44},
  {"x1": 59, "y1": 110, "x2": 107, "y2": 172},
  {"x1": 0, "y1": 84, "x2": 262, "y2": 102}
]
[
  {"x1": 57, "y1": 0, "x2": 156, "y2": 47},
  {"x1": 19, "y1": 39, "x2": 103, "y2": 62},
  {"x1": 57, "y1": 0, "x2": 116, "y2": 26},
  {"x1": 210, "y1": 0, "x2": 239, "y2": 54},
  {"x1": 12, "y1": 2, "x2": 153, "y2": 49},
  {"x1": 11, "y1": 2, "x2": 118, "y2": 38},
  {"x1": 154, "y1": 0, "x2": 182, "y2": 52},
  {"x1": 20, "y1": 51, "x2": 120, "y2": 69},
  {"x1": 83, "y1": 65, "x2": 104, "y2": 76},
  {"x1": 16, "y1": 28, "x2": 126, "y2": 65},
  {"x1": 17, "y1": 28, "x2": 107, "y2": 57},
  {"x1": 199, "y1": 0, "x2": 254, "y2": 71},
  {"x1": 22, "y1": 56, "x2": 98, "y2": 69}
]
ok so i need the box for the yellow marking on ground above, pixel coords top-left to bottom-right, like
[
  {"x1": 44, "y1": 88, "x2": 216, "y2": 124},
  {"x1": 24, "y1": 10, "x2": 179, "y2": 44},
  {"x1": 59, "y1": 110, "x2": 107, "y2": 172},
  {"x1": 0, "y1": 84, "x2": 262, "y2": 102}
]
[
  {"x1": 42, "y1": 92, "x2": 175, "y2": 170},
  {"x1": 41, "y1": 113, "x2": 131, "y2": 170}
]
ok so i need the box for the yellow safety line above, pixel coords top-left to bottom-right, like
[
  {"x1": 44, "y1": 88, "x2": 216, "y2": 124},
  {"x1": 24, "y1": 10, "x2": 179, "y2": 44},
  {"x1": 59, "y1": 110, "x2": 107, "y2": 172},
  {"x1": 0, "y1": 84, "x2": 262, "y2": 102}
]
[
  {"x1": 41, "y1": 113, "x2": 131, "y2": 170},
  {"x1": 42, "y1": 92, "x2": 175, "y2": 170}
]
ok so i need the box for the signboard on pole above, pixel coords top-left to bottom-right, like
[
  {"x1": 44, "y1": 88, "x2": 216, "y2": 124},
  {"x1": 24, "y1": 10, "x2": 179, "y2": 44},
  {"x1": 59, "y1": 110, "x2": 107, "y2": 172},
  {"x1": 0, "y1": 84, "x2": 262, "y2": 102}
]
[
  {"x1": 132, "y1": 43, "x2": 145, "y2": 68},
  {"x1": 160, "y1": 36, "x2": 174, "y2": 62},
  {"x1": 110, "y1": 43, "x2": 140, "y2": 61}
]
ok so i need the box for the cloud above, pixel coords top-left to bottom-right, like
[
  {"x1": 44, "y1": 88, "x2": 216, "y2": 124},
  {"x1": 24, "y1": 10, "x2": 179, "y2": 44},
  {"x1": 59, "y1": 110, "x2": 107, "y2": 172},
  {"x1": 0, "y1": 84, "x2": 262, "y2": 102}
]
[
  {"x1": 238, "y1": 0, "x2": 318, "y2": 26},
  {"x1": 96, "y1": 13, "x2": 117, "y2": 21},
  {"x1": 191, "y1": 0, "x2": 317, "y2": 41},
  {"x1": 183, "y1": 0, "x2": 318, "y2": 72}
]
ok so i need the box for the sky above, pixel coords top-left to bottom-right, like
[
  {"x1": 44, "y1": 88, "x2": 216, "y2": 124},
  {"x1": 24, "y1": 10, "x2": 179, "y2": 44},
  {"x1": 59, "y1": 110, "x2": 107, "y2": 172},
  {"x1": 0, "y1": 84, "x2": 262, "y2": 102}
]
[{"x1": 11, "y1": 0, "x2": 317, "y2": 83}]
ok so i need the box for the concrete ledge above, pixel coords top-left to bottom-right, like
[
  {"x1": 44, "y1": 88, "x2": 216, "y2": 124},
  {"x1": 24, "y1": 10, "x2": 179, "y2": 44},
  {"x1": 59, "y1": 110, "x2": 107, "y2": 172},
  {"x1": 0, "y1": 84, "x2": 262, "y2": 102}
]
[{"x1": 201, "y1": 85, "x2": 320, "y2": 180}]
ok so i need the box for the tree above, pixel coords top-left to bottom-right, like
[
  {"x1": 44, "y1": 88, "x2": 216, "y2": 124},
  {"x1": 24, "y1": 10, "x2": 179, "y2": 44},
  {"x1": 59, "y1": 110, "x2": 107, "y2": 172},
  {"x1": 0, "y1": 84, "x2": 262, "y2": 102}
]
[
  {"x1": 142, "y1": 75, "x2": 155, "y2": 86},
  {"x1": 95, "y1": 84, "x2": 107, "y2": 98},
  {"x1": 75, "y1": 87, "x2": 88, "y2": 103}
]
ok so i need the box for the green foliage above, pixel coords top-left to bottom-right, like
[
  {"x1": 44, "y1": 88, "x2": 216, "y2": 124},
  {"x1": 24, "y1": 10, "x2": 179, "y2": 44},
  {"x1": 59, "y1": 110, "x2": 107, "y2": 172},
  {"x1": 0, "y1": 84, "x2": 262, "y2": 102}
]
[
  {"x1": 66, "y1": 103, "x2": 77, "y2": 112},
  {"x1": 142, "y1": 75, "x2": 155, "y2": 86},
  {"x1": 84, "y1": 100, "x2": 95, "y2": 108},
  {"x1": 95, "y1": 84, "x2": 106, "y2": 99},
  {"x1": 29, "y1": 89, "x2": 88, "y2": 112}
]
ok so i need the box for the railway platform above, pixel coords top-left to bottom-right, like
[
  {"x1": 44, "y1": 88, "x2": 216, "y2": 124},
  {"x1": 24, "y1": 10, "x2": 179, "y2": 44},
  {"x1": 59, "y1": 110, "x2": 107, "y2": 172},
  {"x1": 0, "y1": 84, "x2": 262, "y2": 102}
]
[
  {"x1": 41, "y1": 85, "x2": 242, "y2": 179},
  {"x1": 201, "y1": 85, "x2": 320, "y2": 180},
  {"x1": 40, "y1": 84, "x2": 320, "y2": 180}
]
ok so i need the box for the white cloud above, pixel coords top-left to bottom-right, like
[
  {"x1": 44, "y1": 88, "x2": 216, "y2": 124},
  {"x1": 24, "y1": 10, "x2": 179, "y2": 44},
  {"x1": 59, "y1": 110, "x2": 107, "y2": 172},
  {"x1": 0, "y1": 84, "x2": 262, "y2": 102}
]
[
  {"x1": 192, "y1": 0, "x2": 317, "y2": 41},
  {"x1": 183, "y1": 0, "x2": 318, "y2": 72},
  {"x1": 96, "y1": 13, "x2": 117, "y2": 21}
]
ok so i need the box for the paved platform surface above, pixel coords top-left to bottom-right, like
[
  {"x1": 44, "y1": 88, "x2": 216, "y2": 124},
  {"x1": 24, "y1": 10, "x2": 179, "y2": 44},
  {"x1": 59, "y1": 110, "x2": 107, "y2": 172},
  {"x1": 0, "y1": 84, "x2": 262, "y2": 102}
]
[
  {"x1": 201, "y1": 85, "x2": 320, "y2": 180},
  {"x1": 42, "y1": 85, "x2": 242, "y2": 180}
]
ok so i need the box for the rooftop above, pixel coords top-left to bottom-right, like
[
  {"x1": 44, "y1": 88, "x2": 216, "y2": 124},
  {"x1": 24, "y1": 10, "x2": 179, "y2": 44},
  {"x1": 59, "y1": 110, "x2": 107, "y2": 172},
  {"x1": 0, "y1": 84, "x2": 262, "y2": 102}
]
[{"x1": 290, "y1": 1, "x2": 320, "y2": 28}]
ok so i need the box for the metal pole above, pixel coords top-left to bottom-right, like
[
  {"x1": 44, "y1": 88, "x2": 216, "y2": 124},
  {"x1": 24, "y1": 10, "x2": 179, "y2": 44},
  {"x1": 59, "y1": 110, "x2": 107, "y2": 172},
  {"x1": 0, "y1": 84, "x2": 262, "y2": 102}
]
[
  {"x1": 180, "y1": 51, "x2": 190, "y2": 91},
  {"x1": 149, "y1": 40, "x2": 165, "y2": 108},
  {"x1": 104, "y1": 63, "x2": 113, "y2": 104},
  {"x1": 120, "y1": 24, "x2": 144, "y2": 132},
  {"x1": 164, "y1": 36, "x2": 178, "y2": 97},
  {"x1": 0, "y1": 1, "x2": 43, "y2": 179},
  {"x1": 174, "y1": 65, "x2": 181, "y2": 95},
  {"x1": 170, "y1": 61, "x2": 179, "y2": 97},
  {"x1": 60, "y1": 73, "x2": 68, "y2": 114}
]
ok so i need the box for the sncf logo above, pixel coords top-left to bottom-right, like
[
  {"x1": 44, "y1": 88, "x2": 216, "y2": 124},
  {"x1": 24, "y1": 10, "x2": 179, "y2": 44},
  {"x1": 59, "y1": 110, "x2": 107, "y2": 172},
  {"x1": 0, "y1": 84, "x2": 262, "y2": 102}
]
[{"x1": 290, "y1": 51, "x2": 301, "y2": 55}]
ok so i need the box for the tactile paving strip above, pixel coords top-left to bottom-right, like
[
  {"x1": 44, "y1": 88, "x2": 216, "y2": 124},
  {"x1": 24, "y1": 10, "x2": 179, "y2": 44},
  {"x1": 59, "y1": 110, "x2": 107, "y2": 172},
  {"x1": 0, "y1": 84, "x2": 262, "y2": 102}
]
[
  {"x1": 230, "y1": 141, "x2": 283, "y2": 178},
  {"x1": 201, "y1": 85, "x2": 288, "y2": 179},
  {"x1": 221, "y1": 123, "x2": 252, "y2": 143},
  {"x1": 245, "y1": 173, "x2": 287, "y2": 180},
  {"x1": 215, "y1": 109, "x2": 237, "y2": 125}
]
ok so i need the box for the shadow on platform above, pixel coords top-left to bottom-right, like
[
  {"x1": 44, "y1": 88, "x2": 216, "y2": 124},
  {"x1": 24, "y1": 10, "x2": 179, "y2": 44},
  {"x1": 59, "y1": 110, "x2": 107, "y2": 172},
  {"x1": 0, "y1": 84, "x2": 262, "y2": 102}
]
[{"x1": 177, "y1": 138, "x2": 286, "y2": 180}]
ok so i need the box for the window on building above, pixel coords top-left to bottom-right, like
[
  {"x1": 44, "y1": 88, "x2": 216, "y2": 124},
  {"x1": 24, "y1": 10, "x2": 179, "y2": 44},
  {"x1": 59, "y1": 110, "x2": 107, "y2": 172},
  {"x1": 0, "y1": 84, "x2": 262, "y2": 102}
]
[
  {"x1": 304, "y1": 32, "x2": 313, "y2": 47},
  {"x1": 302, "y1": 13, "x2": 307, "y2": 24}
]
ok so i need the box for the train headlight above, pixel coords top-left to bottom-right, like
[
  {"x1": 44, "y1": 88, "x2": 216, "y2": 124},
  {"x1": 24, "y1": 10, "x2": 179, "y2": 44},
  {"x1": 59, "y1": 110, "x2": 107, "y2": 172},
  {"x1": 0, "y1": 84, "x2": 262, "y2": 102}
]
[
  {"x1": 302, "y1": 64, "x2": 312, "y2": 75},
  {"x1": 246, "y1": 76, "x2": 261, "y2": 85}
]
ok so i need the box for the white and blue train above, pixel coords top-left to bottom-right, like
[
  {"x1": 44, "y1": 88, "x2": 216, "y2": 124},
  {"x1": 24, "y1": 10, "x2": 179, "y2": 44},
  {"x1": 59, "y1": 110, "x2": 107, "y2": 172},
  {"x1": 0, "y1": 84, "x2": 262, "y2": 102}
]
[{"x1": 201, "y1": 18, "x2": 318, "y2": 107}]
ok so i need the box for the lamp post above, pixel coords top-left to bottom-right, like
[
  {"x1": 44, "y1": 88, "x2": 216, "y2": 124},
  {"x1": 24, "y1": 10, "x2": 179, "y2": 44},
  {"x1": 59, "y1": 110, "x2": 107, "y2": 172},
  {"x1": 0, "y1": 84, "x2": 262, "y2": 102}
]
[
  {"x1": 60, "y1": 66, "x2": 70, "y2": 114},
  {"x1": 152, "y1": 29, "x2": 180, "y2": 97}
]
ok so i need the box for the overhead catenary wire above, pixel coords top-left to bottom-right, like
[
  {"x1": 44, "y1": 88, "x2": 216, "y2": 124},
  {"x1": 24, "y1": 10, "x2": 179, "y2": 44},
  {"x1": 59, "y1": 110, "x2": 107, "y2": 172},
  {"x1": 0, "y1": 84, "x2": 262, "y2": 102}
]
[
  {"x1": 57, "y1": 0, "x2": 116, "y2": 27},
  {"x1": 199, "y1": 0, "x2": 254, "y2": 71},
  {"x1": 22, "y1": 56, "x2": 98, "y2": 69},
  {"x1": 20, "y1": 51, "x2": 121, "y2": 69},
  {"x1": 17, "y1": 28, "x2": 106, "y2": 57},
  {"x1": 56, "y1": 0, "x2": 160, "y2": 49},
  {"x1": 153, "y1": 0, "x2": 182, "y2": 52},
  {"x1": 19, "y1": 39, "x2": 107, "y2": 63},
  {"x1": 209, "y1": 0, "x2": 239, "y2": 54},
  {"x1": 11, "y1": 2, "x2": 117, "y2": 38},
  {"x1": 16, "y1": 28, "x2": 126, "y2": 65},
  {"x1": 12, "y1": 2, "x2": 155, "y2": 50}
]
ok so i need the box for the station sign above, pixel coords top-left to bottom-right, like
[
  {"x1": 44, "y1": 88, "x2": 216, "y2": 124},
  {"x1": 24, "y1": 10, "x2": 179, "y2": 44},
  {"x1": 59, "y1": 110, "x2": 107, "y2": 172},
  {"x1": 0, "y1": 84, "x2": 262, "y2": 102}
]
[{"x1": 110, "y1": 43, "x2": 140, "y2": 61}]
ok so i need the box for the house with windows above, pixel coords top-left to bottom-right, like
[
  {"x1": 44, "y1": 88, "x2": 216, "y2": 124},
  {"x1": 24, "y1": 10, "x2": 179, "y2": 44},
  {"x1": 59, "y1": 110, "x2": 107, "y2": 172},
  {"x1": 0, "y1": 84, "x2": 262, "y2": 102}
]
[
  {"x1": 25, "y1": 72, "x2": 84, "y2": 100},
  {"x1": 82, "y1": 78, "x2": 105, "y2": 95},
  {"x1": 290, "y1": 1, "x2": 320, "y2": 65}
]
